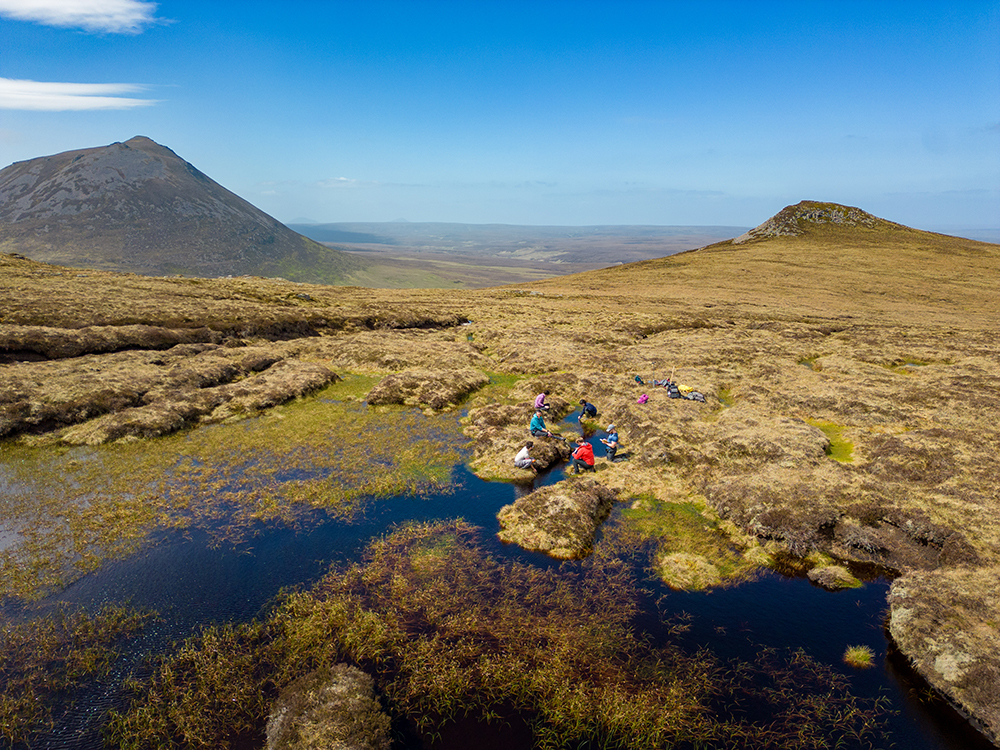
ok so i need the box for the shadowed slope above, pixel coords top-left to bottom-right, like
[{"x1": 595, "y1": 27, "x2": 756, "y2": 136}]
[{"x1": 0, "y1": 137, "x2": 367, "y2": 284}]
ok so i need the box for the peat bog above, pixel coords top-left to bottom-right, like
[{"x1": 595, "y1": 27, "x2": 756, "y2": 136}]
[
  {"x1": 0, "y1": 406, "x2": 991, "y2": 750},
  {"x1": 2, "y1": 203, "x2": 1000, "y2": 747}
]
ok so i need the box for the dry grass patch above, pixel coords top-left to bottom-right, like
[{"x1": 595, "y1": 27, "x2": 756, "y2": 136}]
[
  {"x1": 365, "y1": 368, "x2": 489, "y2": 411},
  {"x1": 889, "y1": 566, "x2": 1000, "y2": 745},
  {"x1": 496, "y1": 479, "x2": 618, "y2": 559}
]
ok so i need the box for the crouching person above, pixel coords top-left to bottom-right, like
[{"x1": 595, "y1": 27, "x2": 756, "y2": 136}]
[
  {"x1": 570, "y1": 437, "x2": 595, "y2": 474},
  {"x1": 514, "y1": 441, "x2": 537, "y2": 473}
]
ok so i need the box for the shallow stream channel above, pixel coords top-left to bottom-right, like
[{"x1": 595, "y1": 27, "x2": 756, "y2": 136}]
[{"x1": 0, "y1": 401, "x2": 992, "y2": 750}]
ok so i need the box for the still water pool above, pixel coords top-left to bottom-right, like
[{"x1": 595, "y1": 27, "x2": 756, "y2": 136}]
[{"x1": 3, "y1": 427, "x2": 992, "y2": 750}]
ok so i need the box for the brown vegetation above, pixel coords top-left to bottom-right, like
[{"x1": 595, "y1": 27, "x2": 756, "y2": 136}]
[
  {"x1": 109, "y1": 521, "x2": 893, "y2": 749},
  {"x1": 365, "y1": 367, "x2": 489, "y2": 411},
  {"x1": 497, "y1": 479, "x2": 619, "y2": 559}
]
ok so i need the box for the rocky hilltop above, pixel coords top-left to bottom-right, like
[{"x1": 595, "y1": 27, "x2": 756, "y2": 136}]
[
  {"x1": 0, "y1": 136, "x2": 365, "y2": 283},
  {"x1": 732, "y1": 200, "x2": 907, "y2": 244}
]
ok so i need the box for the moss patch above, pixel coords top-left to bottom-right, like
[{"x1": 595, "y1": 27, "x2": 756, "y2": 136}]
[
  {"x1": 615, "y1": 497, "x2": 762, "y2": 589},
  {"x1": 806, "y1": 419, "x2": 854, "y2": 462}
]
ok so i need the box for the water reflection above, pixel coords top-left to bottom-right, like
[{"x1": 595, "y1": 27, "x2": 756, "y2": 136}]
[{"x1": 1, "y1": 442, "x2": 992, "y2": 750}]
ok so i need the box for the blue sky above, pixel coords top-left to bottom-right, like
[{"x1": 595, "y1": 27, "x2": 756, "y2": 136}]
[{"x1": 1, "y1": 1, "x2": 998, "y2": 232}]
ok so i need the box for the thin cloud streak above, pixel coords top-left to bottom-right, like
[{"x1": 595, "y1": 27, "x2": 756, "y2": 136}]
[
  {"x1": 0, "y1": 0, "x2": 161, "y2": 33},
  {"x1": 0, "y1": 78, "x2": 157, "y2": 110}
]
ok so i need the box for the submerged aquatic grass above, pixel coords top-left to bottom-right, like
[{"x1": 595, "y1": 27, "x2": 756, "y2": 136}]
[
  {"x1": 109, "y1": 521, "x2": 892, "y2": 750},
  {"x1": 0, "y1": 377, "x2": 465, "y2": 601},
  {"x1": 0, "y1": 605, "x2": 154, "y2": 747}
]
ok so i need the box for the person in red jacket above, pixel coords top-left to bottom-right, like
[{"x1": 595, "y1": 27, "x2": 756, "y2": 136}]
[{"x1": 569, "y1": 436, "x2": 595, "y2": 474}]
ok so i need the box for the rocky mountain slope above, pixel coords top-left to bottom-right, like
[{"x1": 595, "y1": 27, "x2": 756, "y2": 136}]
[{"x1": 0, "y1": 136, "x2": 366, "y2": 283}]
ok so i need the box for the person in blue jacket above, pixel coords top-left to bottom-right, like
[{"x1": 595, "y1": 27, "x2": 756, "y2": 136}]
[
  {"x1": 578, "y1": 399, "x2": 598, "y2": 422},
  {"x1": 600, "y1": 424, "x2": 620, "y2": 462}
]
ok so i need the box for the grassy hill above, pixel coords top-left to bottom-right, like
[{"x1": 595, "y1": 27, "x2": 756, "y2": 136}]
[{"x1": 533, "y1": 200, "x2": 999, "y2": 329}]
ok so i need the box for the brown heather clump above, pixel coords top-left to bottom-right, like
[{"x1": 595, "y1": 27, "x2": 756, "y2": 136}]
[
  {"x1": 2, "y1": 212, "x2": 1000, "y2": 742},
  {"x1": 364, "y1": 367, "x2": 489, "y2": 411},
  {"x1": 497, "y1": 479, "x2": 619, "y2": 559},
  {"x1": 888, "y1": 567, "x2": 1000, "y2": 744}
]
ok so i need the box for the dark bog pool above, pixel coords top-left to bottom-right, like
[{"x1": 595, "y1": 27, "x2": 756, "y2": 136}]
[{"x1": 4, "y1": 450, "x2": 993, "y2": 750}]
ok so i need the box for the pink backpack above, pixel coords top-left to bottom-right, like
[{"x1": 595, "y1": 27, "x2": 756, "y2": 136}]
[{"x1": 637, "y1": 393, "x2": 649, "y2": 404}]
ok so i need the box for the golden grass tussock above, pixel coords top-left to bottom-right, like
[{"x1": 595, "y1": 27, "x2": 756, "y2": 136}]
[
  {"x1": 808, "y1": 564, "x2": 863, "y2": 591},
  {"x1": 265, "y1": 664, "x2": 392, "y2": 750},
  {"x1": 496, "y1": 479, "x2": 618, "y2": 559},
  {"x1": 108, "y1": 521, "x2": 892, "y2": 750},
  {"x1": 842, "y1": 645, "x2": 876, "y2": 669}
]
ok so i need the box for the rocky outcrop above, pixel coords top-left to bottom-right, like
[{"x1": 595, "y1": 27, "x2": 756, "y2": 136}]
[
  {"x1": 887, "y1": 567, "x2": 1000, "y2": 745},
  {"x1": 365, "y1": 368, "x2": 489, "y2": 411},
  {"x1": 497, "y1": 479, "x2": 618, "y2": 559},
  {"x1": 266, "y1": 664, "x2": 391, "y2": 750},
  {"x1": 732, "y1": 200, "x2": 904, "y2": 244}
]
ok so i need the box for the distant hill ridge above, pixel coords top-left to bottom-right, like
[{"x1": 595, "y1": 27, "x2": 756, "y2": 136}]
[
  {"x1": 732, "y1": 200, "x2": 906, "y2": 244},
  {"x1": 0, "y1": 136, "x2": 365, "y2": 283}
]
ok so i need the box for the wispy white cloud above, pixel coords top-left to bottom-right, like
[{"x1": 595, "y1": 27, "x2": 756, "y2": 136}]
[
  {"x1": 0, "y1": 0, "x2": 161, "y2": 34},
  {"x1": 0, "y1": 77, "x2": 157, "y2": 110},
  {"x1": 315, "y1": 177, "x2": 382, "y2": 189}
]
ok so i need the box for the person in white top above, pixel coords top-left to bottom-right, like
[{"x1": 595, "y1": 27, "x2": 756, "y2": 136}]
[{"x1": 514, "y1": 441, "x2": 537, "y2": 472}]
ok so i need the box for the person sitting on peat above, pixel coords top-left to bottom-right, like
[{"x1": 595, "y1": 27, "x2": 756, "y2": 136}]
[
  {"x1": 570, "y1": 436, "x2": 595, "y2": 474},
  {"x1": 514, "y1": 441, "x2": 537, "y2": 472},
  {"x1": 529, "y1": 409, "x2": 559, "y2": 439},
  {"x1": 578, "y1": 398, "x2": 598, "y2": 423},
  {"x1": 600, "y1": 424, "x2": 619, "y2": 463},
  {"x1": 534, "y1": 390, "x2": 551, "y2": 411}
]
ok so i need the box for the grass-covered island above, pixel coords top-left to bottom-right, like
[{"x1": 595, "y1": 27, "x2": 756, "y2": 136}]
[{"x1": 2, "y1": 202, "x2": 999, "y2": 748}]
